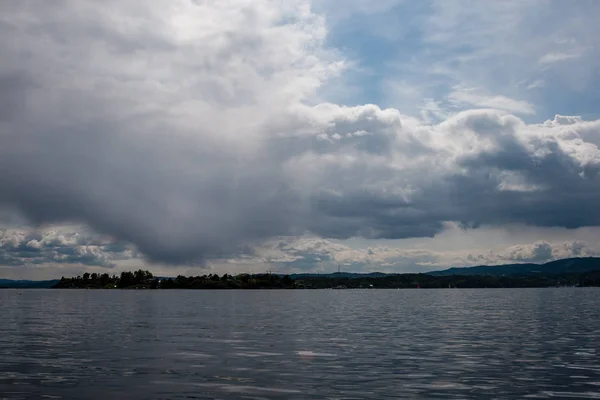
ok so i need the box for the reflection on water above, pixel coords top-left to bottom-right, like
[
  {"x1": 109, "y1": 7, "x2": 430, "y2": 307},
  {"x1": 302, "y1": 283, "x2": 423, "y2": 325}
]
[{"x1": 1, "y1": 289, "x2": 599, "y2": 399}]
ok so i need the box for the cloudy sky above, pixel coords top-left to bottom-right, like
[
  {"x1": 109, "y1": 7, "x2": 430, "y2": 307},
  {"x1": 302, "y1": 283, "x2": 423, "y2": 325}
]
[{"x1": 1, "y1": 0, "x2": 600, "y2": 279}]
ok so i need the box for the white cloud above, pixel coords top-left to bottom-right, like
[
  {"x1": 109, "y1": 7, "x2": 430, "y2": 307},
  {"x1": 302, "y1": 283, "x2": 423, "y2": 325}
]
[
  {"x1": 0, "y1": 226, "x2": 138, "y2": 268},
  {"x1": 252, "y1": 236, "x2": 600, "y2": 273},
  {"x1": 539, "y1": 51, "x2": 583, "y2": 64},
  {"x1": 3, "y1": 224, "x2": 600, "y2": 278},
  {"x1": 545, "y1": 114, "x2": 584, "y2": 126},
  {"x1": 1, "y1": 0, "x2": 600, "y2": 277},
  {"x1": 526, "y1": 80, "x2": 545, "y2": 90},
  {"x1": 448, "y1": 88, "x2": 535, "y2": 115},
  {"x1": 374, "y1": 1, "x2": 600, "y2": 119},
  {"x1": 468, "y1": 240, "x2": 600, "y2": 265}
]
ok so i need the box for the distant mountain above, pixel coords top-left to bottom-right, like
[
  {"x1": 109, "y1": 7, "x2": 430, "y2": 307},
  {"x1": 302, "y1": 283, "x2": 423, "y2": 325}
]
[
  {"x1": 289, "y1": 272, "x2": 393, "y2": 279},
  {"x1": 427, "y1": 257, "x2": 600, "y2": 277},
  {"x1": 2, "y1": 257, "x2": 599, "y2": 287},
  {"x1": 0, "y1": 279, "x2": 59, "y2": 289}
]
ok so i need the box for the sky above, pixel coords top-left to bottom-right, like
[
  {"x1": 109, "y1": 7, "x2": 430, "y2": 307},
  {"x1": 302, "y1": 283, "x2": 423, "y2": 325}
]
[{"x1": 1, "y1": 0, "x2": 600, "y2": 279}]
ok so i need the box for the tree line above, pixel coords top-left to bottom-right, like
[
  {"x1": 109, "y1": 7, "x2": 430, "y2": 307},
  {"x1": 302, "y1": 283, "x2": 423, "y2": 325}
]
[
  {"x1": 53, "y1": 269, "x2": 600, "y2": 289},
  {"x1": 54, "y1": 270, "x2": 157, "y2": 289},
  {"x1": 53, "y1": 270, "x2": 295, "y2": 289}
]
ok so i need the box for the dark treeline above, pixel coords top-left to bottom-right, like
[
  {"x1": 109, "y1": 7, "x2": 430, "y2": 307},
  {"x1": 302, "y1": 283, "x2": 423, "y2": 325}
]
[
  {"x1": 53, "y1": 270, "x2": 295, "y2": 289},
  {"x1": 301, "y1": 270, "x2": 600, "y2": 289},
  {"x1": 53, "y1": 269, "x2": 600, "y2": 289},
  {"x1": 54, "y1": 270, "x2": 157, "y2": 289}
]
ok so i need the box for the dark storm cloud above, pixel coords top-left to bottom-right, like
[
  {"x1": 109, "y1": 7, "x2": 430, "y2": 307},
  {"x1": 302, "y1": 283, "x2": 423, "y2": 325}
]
[
  {"x1": 1, "y1": 2, "x2": 600, "y2": 265},
  {"x1": 293, "y1": 109, "x2": 600, "y2": 242}
]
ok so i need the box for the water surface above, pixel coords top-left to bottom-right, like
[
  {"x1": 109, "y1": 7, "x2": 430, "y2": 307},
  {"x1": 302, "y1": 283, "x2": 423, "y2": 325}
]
[{"x1": 1, "y1": 289, "x2": 599, "y2": 399}]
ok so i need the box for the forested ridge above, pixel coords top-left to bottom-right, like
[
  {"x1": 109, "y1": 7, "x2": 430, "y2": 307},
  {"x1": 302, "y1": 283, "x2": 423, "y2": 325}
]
[{"x1": 53, "y1": 269, "x2": 600, "y2": 289}]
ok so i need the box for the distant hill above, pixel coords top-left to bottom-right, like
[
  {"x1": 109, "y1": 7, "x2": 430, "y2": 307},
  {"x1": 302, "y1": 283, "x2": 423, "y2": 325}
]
[
  {"x1": 427, "y1": 257, "x2": 600, "y2": 277},
  {"x1": 0, "y1": 279, "x2": 59, "y2": 289},
  {"x1": 289, "y1": 272, "x2": 393, "y2": 279},
  {"x1": 2, "y1": 257, "x2": 600, "y2": 288}
]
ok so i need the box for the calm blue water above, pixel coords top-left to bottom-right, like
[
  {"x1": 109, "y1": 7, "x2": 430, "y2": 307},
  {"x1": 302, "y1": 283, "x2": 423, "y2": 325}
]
[{"x1": 1, "y1": 289, "x2": 599, "y2": 399}]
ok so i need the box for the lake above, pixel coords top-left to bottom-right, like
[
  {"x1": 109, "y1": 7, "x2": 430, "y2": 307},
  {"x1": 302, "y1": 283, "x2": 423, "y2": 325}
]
[{"x1": 1, "y1": 289, "x2": 599, "y2": 399}]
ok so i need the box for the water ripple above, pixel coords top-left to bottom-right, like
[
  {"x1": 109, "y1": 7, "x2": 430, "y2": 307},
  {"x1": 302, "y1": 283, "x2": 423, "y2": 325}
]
[{"x1": 0, "y1": 288, "x2": 599, "y2": 399}]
